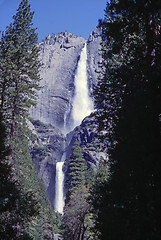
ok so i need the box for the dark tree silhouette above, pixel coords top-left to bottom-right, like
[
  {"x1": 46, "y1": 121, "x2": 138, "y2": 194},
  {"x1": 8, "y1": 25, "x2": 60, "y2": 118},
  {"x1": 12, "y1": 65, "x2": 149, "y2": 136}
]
[{"x1": 93, "y1": 1, "x2": 161, "y2": 239}]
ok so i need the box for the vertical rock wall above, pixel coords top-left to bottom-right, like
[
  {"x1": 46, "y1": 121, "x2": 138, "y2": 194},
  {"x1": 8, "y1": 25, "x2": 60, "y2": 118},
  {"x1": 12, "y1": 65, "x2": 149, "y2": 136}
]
[
  {"x1": 30, "y1": 28, "x2": 102, "y2": 132},
  {"x1": 87, "y1": 27, "x2": 102, "y2": 97},
  {"x1": 30, "y1": 32, "x2": 85, "y2": 132},
  {"x1": 29, "y1": 28, "x2": 103, "y2": 207}
]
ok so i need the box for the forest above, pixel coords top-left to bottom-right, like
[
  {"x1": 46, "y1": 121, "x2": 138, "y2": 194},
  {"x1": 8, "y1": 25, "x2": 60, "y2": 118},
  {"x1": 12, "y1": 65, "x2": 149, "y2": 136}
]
[{"x1": 0, "y1": 0, "x2": 160, "y2": 239}]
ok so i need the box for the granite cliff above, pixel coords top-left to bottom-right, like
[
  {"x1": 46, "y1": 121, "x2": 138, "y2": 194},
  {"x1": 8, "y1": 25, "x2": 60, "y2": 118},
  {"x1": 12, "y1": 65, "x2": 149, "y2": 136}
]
[
  {"x1": 29, "y1": 27, "x2": 103, "y2": 207},
  {"x1": 30, "y1": 27, "x2": 102, "y2": 133},
  {"x1": 30, "y1": 31, "x2": 85, "y2": 132}
]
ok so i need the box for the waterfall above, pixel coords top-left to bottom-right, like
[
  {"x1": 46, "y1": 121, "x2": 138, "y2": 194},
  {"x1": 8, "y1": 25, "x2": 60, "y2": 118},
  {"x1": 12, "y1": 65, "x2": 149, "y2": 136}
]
[
  {"x1": 71, "y1": 42, "x2": 94, "y2": 129},
  {"x1": 54, "y1": 161, "x2": 65, "y2": 214},
  {"x1": 54, "y1": 43, "x2": 93, "y2": 214}
]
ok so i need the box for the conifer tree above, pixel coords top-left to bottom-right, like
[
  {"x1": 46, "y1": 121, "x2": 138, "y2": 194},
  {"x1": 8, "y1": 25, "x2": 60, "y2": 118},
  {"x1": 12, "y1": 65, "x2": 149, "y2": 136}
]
[
  {"x1": 63, "y1": 141, "x2": 93, "y2": 240},
  {"x1": 0, "y1": 0, "x2": 40, "y2": 138},
  {"x1": 0, "y1": 113, "x2": 38, "y2": 239},
  {"x1": 90, "y1": 158, "x2": 109, "y2": 239},
  {"x1": 93, "y1": 0, "x2": 161, "y2": 239},
  {"x1": 66, "y1": 140, "x2": 87, "y2": 196},
  {"x1": 0, "y1": 1, "x2": 54, "y2": 238}
]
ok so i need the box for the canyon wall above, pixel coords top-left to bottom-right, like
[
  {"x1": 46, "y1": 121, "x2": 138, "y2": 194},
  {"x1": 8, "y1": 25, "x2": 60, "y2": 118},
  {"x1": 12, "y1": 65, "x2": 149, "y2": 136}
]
[
  {"x1": 29, "y1": 27, "x2": 103, "y2": 206},
  {"x1": 30, "y1": 27, "x2": 102, "y2": 132}
]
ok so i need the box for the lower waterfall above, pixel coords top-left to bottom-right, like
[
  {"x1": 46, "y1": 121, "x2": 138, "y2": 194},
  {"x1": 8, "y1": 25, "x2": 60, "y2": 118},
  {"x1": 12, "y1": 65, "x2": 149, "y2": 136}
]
[
  {"x1": 54, "y1": 42, "x2": 93, "y2": 214},
  {"x1": 54, "y1": 162, "x2": 65, "y2": 214}
]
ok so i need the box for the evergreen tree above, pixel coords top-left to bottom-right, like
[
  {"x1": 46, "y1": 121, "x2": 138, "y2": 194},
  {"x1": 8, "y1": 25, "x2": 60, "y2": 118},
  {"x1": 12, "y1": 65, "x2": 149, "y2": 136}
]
[
  {"x1": 65, "y1": 140, "x2": 88, "y2": 197},
  {"x1": 11, "y1": 119, "x2": 60, "y2": 239},
  {"x1": 0, "y1": 0, "x2": 40, "y2": 138},
  {"x1": 90, "y1": 158, "x2": 109, "y2": 239},
  {"x1": 0, "y1": 113, "x2": 38, "y2": 239},
  {"x1": 63, "y1": 141, "x2": 93, "y2": 240},
  {"x1": 0, "y1": 1, "x2": 59, "y2": 238},
  {"x1": 93, "y1": 0, "x2": 161, "y2": 239},
  {"x1": 63, "y1": 186, "x2": 90, "y2": 240}
]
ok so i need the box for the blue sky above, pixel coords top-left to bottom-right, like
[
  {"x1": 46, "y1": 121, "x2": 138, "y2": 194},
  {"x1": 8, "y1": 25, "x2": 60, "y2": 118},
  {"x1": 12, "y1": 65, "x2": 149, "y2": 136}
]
[{"x1": 0, "y1": 0, "x2": 107, "y2": 41}]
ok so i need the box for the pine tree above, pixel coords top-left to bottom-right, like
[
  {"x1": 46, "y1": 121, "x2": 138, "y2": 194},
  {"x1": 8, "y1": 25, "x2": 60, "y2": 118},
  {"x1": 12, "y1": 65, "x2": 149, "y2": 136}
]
[
  {"x1": 0, "y1": 113, "x2": 38, "y2": 239},
  {"x1": 63, "y1": 141, "x2": 93, "y2": 240},
  {"x1": 93, "y1": 0, "x2": 161, "y2": 239},
  {"x1": 65, "y1": 140, "x2": 88, "y2": 197},
  {"x1": 90, "y1": 158, "x2": 109, "y2": 239},
  {"x1": 0, "y1": 0, "x2": 40, "y2": 138},
  {"x1": 0, "y1": 1, "x2": 59, "y2": 238}
]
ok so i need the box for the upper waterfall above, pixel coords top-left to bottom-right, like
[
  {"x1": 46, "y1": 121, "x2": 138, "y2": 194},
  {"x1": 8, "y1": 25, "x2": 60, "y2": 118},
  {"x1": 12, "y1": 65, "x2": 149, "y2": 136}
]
[
  {"x1": 30, "y1": 30, "x2": 102, "y2": 133},
  {"x1": 70, "y1": 43, "x2": 94, "y2": 130}
]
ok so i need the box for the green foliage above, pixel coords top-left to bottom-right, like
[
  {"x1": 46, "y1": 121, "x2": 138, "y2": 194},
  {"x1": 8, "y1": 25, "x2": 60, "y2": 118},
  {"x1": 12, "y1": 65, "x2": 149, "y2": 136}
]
[
  {"x1": 63, "y1": 141, "x2": 96, "y2": 240},
  {"x1": 0, "y1": 0, "x2": 41, "y2": 138},
  {"x1": 10, "y1": 116, "x2": 60, "y2": 239},
  {"x1": 0, "y1": 0, "x2": 60, "y2": 238},
  {"x1": 89, "y1": 158, "x2": 109, "y2": 239},
  {"x1": 93, "y1": 0, "x2": 161, "y2": 239},
  {"x1": 0, "y1": 114, "x2": 37, "y2": 239},
  {"x1": 65, "y1": 140, "x2": 88, "y2": 197},
  {"x1": 63, "y1": 185, "x2": 90, "y2": 240}
]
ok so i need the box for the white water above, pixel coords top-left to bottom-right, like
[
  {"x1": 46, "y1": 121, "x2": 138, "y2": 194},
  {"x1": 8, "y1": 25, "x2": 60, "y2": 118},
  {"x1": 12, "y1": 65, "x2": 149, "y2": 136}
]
[
  {"x1": 54, "y1": 43, "x2": 94, "y2": 214},
  {"x1": 54, "y1": 161, "x2": 65, "y2": 214},
  {"x1": 71, "y1": 42, "x2": 94, "y2": 129}
]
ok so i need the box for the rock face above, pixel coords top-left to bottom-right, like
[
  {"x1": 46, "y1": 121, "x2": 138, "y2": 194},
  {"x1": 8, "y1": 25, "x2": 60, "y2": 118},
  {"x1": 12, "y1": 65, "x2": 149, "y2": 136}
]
[
  {"x1": 29, "y1": 28, "x2": 103, "y2": 208},
  {"x1": 29, "y1": 120, "x2": 65, "y2": 207},
  {"x1": 87, "y1": 27, "x2": 102, "y2": 96},
  {"x1": 63, "y1": 113, "x2": 108, "y2": 174},
  {"x1": 74, "y1": 114, "x2": 107, "y2": 170},
  {"x1": 30, "y1": 28, "x2": 102, "y2": 133},
  {"x1": 30, "y1": 32, "x2": 85, "y2": 132}
]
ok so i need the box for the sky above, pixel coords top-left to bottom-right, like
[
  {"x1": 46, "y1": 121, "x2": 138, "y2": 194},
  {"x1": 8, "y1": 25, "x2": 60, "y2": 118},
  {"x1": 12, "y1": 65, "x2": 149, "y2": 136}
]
[{"x1": 0, "y1": 0, "x2": 107, "y2": 41}]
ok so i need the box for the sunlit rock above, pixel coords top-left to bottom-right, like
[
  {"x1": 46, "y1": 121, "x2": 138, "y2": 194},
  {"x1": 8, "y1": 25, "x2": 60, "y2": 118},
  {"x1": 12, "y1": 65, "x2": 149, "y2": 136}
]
[
  {"x1": 30, "y1": 28, "x2": 102, "y2": 133},
  {"x1": 30, "y1": 32, "x2": 85, "y2": 132},
  {"x1": 29, "y1": 28, "x2": 103, "y2": 210}
]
